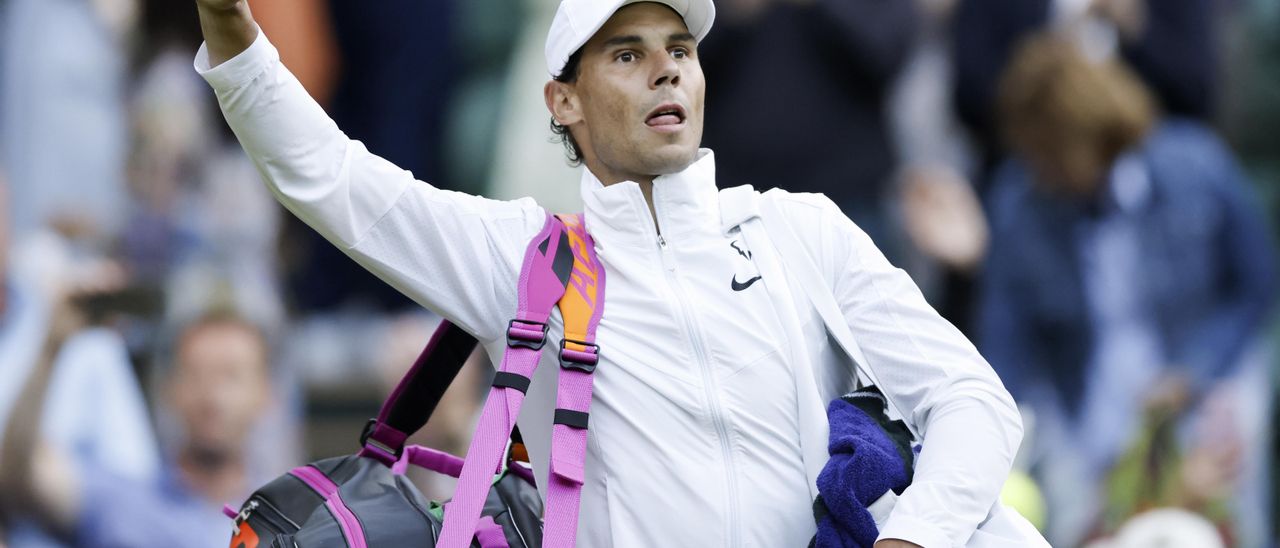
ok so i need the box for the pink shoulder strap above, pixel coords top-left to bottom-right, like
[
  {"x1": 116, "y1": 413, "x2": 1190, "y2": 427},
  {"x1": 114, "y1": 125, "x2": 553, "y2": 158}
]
[
  {"x1": 542, "y1": 213, "x2": 606, "y2": 547},
  {"x1": 438, "y1": 213, "x2": 574, "y2": 546}
]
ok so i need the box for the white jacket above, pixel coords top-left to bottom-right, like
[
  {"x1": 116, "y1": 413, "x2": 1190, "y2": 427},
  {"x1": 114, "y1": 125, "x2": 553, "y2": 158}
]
[{"x1": 197, "y1": 31, "x2": 1034, "y2": 548}]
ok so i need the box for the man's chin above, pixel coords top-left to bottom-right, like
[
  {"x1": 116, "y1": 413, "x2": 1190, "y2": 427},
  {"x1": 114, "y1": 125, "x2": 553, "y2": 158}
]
[{"x1": 641, "y1": 145, "x2": 700, "y2": 176}]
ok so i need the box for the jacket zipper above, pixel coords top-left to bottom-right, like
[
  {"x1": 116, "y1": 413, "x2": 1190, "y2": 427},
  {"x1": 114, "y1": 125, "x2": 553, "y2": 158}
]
[{"x1": 655, "y1": 225, "x2": 742, "y2": 548}]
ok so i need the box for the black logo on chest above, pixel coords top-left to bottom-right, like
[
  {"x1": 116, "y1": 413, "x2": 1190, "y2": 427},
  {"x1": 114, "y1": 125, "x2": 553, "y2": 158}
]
[{"x1": 728, "y1": 239, "x2": 762, "y2": 292}]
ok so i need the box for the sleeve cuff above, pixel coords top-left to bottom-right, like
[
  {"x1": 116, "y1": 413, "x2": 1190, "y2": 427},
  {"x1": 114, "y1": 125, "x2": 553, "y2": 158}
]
[
  {"x1": 193, "y1": 28, "x2": 276, "y2": 91},
  {"x1": 878, "y1": 512, "x2": 953, "y2": 548}
]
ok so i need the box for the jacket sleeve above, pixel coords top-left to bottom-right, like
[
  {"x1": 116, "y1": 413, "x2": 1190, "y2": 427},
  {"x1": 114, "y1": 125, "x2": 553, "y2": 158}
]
[
  {"x1": 810, "y1": 196, "x2": 1023, "y2": 547},
  {"x1": 195, "y1": 30, "x2": 545, "y2": 340}
]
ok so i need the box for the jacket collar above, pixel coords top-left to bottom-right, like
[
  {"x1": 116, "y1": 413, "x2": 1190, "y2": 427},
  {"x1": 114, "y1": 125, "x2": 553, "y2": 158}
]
[{"x1": 579, "y1": 149, "x2": 721, "y2": 249}]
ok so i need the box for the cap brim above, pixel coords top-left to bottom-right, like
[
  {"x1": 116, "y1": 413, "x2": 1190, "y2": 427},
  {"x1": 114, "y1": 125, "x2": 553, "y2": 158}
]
[{"x1": 547, "y1": 0, "x2": 716, "y2": 78}]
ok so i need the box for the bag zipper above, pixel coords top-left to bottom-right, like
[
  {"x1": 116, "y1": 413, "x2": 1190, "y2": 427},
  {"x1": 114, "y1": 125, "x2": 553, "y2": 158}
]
[
  {"x1": 234, "y1": 496, "x2": 297, "y2": 539},
  {"x1": 290, "y1": 466, "x2": 368, "y2": 548}
]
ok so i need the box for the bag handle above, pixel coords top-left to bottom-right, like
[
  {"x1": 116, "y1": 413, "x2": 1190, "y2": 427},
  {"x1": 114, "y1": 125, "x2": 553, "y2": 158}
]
[
  {"x1": 391, "y1": 444, "x2": 466, "y2": 477},
  {"x1": 359, "y1": 320, "x2": 479, "y2": 465}
]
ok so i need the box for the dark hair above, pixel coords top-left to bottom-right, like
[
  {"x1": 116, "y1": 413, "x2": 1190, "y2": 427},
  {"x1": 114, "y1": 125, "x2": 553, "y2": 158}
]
[
  {"x1": 550, "y1": 49, "x2": 586, "y2": 166},
  {"x1": 998, "y1": 33, "x2": 1154, "y2": 168}
]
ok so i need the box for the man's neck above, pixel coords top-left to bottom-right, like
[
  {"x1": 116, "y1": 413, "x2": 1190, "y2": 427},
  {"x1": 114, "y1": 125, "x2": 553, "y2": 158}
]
[{"x1": 587, "y1": 165, "x2": 660, "y2": 232}]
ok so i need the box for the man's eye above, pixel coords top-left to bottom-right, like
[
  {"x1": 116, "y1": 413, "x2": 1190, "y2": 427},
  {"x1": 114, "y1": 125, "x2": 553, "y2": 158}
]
[
  {"x1": 617, "y1": 52, "x2": 636, "y2": 63},
  {"x1": 671, "y1": 48, "x2": 689, "y2": 59}
]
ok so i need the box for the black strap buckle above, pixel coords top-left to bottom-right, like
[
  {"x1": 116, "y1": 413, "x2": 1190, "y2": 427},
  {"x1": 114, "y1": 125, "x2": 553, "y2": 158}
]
[
  {"x1": 558, "y1": 338, "x2": 600, "y2": 373},
  {"x1": 506, "y1": 319, "x2": 550, "y2": 350}
]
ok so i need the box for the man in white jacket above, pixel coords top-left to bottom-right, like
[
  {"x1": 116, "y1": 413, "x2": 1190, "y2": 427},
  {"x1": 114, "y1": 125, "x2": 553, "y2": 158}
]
[{"x1": 193, "y1": 0, "x2": 1038, "y2": 546}]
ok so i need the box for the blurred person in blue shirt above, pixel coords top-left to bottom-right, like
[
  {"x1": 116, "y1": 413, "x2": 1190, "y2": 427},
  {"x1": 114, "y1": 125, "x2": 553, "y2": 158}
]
[
  {"x1": 953, "y1": 0, "x2": 1223, "y2": 181},
  {"x1": 1, "y1": 307, "x2": 274, "y2": 547},
  {"x1": 0, "y1": 168, "x2": 162, "y2": 547},
  {"x1": 978, "y1": 34, "x2": 1278, "y2": 546}
]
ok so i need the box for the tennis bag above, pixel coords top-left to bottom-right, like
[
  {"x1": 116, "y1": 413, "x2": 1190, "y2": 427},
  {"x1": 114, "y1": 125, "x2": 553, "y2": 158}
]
[{"x1": 226, "y1": 213, "x2": 606, "y2": 548}]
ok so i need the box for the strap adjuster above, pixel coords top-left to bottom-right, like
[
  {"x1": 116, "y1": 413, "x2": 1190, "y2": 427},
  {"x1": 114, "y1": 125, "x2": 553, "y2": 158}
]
[
  {"x1": 506, "y1": 319, "x2": 550, "y2": 350},
  {"x1": 359, "y1": 418, "x2": 402, "y2": 460},
  {"x1": 559, "y1": 338, "x2": 599, "y2": 373}
]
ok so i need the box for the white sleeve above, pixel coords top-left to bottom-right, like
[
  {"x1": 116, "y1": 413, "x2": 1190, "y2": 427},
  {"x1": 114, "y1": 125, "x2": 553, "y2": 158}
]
[
  {"x1": 811, "y1": 198, "x2": 1023, "y2": 547},
  {"x1": 194, "y1": 31, "x2": 546, "y2": 340}
]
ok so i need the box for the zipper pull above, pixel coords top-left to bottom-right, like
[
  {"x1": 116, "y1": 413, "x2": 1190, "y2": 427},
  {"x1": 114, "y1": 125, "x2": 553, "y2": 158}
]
[
  {"x1": 657, "y1": 234, "x2": 676, "y2": 271},
  {"x1": 233, "y1": 499, "x2": 260, "y2": 535}
]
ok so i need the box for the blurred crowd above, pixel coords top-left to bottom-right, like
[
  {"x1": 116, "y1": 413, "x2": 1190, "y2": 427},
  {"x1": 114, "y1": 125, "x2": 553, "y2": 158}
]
[{"x1": 0, "y1": 0, "x2": 1277, "y2": 546}]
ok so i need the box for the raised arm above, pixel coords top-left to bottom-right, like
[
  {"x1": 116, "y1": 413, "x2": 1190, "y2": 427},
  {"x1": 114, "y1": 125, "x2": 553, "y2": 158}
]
[
  {"x1": 0, "y1": 302, "x2": 87, "y2": 539},
  {"x1": 192, "y1": 2, "x2": 546, "y2": 340}
]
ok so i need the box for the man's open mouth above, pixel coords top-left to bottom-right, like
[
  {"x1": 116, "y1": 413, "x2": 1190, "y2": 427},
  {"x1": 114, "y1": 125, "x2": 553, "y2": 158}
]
[{"x1": 645, "y1": 104, "x2": 687, "y2": 127}]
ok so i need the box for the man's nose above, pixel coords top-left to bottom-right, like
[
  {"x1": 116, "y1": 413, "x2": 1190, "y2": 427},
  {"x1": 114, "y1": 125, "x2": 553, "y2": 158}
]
[{"x1": 651, "y1": 54, "x2": 680, "y2": 88}]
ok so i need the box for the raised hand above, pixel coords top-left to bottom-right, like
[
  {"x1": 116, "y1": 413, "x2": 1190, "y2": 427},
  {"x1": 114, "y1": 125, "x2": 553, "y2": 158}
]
[{"x1": 194, "y1": 0, "x2": 259, "y2": 66}]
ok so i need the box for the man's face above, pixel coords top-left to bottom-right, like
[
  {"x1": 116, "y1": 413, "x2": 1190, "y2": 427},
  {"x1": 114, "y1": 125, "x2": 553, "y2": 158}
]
[
  {"x1": 168, "y1": 321, "x2": 270, "y2": 456},
  {"x1": 554, "y1": 2, "x2": 706, "y2": 183}
]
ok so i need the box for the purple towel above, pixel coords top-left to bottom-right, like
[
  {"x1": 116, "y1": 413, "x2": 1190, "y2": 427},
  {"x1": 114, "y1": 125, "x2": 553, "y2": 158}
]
[{"x1": 812, "y1": 387, "x2": 915, "y2": 548}]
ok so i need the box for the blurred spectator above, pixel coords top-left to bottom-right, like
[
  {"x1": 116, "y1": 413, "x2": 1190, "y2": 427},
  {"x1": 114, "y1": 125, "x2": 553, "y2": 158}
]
[
  {"x1": 121, "y1": 48, "x2": 216, "y2": 285},
  {"x1": 120, "y1": 44, "x2": 287, "y2": 331},
  {"x1": 887, "y1": 0, "x2": 987, "y2": 330},
  {"x1": 487, "y1": 0, "x2": 583, "y2": 214},
  {"x1": 1, "y1": 309, "x2": 274, "y2": 547},
  {"x1": 699, "y1": 0, "x2": 917, "y2": 251},
  {"x1": 0, "y1": 171, "x2": 162, "y2": 547},
  {"x1": 0, "y1": 0, "x2": 135, "y2": 242},
  {"x1": 978, "y1": 34, "x2": 1276, "y2": 546},
  {"x1": 442, "y1": 0, "x2": 528, "y2": 197},
  {"x1": 952, "y1": 0, "x2": 1223, "y2": 179}
]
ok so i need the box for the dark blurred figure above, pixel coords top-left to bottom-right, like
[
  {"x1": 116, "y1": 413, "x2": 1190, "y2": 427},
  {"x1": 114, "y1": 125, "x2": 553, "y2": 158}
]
[
  {"x1": 978, "y1": 34, "x2": 1276, "y2": 546},
  {"x1": 1218, "y1": 1, "x2": 1280, "y2": 540},
  {"x1": 261, "y1": 0, "x2": 459, "y2": 313},
  {"x1": 699, "y1": 0, "x2": 917, "y2": 250},
  {"x1": 952, "y1": 0, "x2": 1222, "y2": 179},
  {"x1": 1, "y1": 310, "x2": 273, "y2": 547}
]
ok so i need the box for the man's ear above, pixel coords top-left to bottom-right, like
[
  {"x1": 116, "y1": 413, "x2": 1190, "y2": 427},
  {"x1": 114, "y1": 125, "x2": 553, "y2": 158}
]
[{"x1": 545, "y1": 80, "x2": 583, "y2": 127}]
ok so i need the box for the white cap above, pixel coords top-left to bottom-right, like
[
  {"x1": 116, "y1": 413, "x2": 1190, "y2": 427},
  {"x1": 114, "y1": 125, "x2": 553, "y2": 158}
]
[{"x1": 545, "y1": 0, "x2": 716, "y2": 78}]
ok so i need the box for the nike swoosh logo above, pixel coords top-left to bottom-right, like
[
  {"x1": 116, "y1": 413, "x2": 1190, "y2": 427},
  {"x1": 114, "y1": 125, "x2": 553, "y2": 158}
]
[{"x1": 731, "y1": 275, "x2": 763, "y2": 291}]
